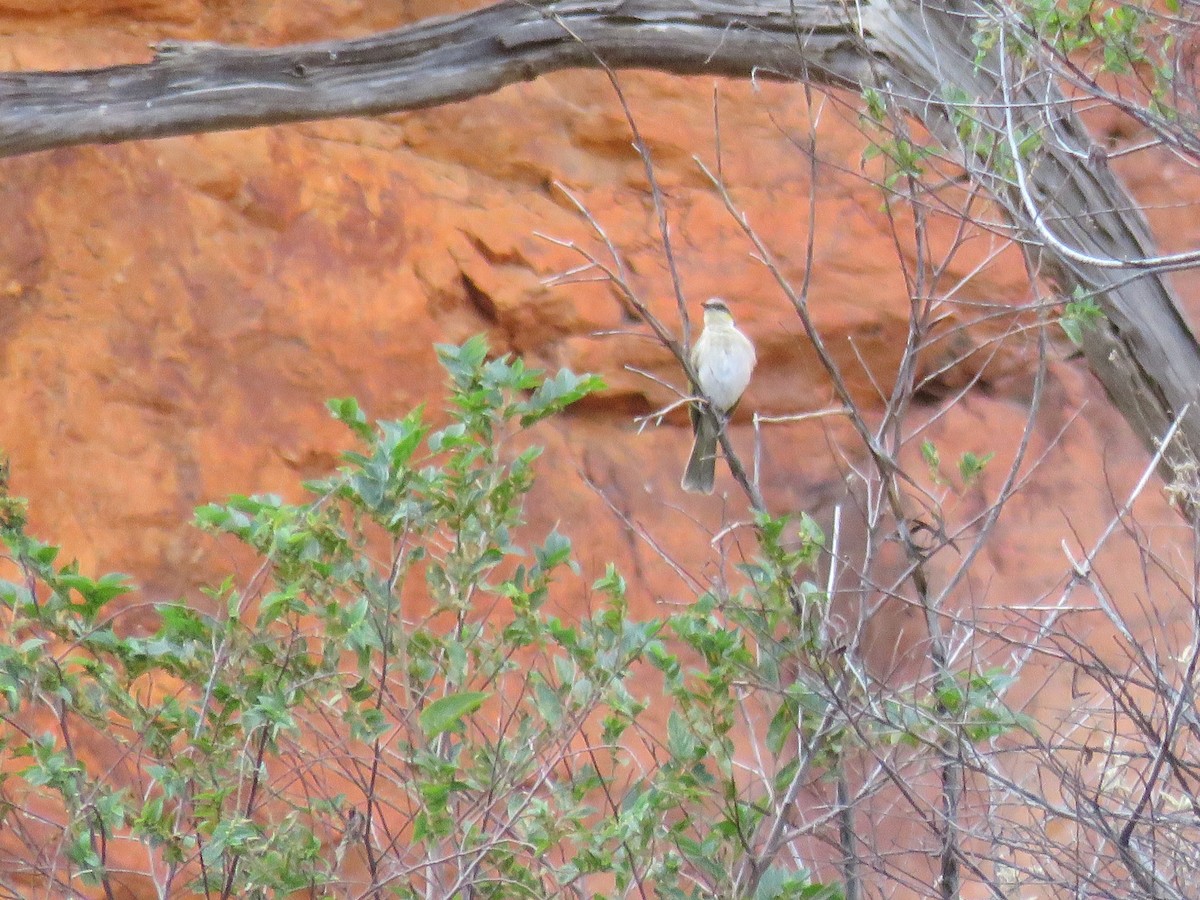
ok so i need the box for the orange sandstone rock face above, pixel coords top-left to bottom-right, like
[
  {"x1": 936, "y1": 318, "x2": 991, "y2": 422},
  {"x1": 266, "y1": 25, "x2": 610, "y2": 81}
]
[
  {"x1": 0, "y1": 19, "x2": 1029, "y2": 604},
  {"x1": 0, "y1": 0, "x2": 1197, "y2": 894}
]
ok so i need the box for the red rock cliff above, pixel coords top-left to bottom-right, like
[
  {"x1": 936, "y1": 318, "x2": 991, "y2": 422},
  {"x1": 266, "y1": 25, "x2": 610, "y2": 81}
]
[{"x1": 1, "y1": 0, "x2": 1198, "y2": 894}]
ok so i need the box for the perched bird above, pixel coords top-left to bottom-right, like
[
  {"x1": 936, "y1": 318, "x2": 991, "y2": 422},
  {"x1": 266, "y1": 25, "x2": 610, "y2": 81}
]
[{"x1": 681, "y1": 298, "x2": 757, "y2": 494}]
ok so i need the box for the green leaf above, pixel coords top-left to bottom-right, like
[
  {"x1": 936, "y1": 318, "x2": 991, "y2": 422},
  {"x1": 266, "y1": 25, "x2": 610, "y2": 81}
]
[
  {"x1": 436, "y1": 335, "x2": 491, "y2": 388},
  {"x1": 58, "y1": 571, "x2": 132, "y2": 618},
  {"x1": 29, "y1": 540, "x2": 59, "y2": 567},
  {"x1": 531, "y1": 677, "x2": 563, "y2": 728},
  {"x1": 378, "y1": 409, "x2": 428, "y2": 469},
  {"x1": 957, "y1": 451, "x2": 994, "y2": 486},
  {"x1": 519, "y1": 369, "x2": 605, "y2": 425},
  {"x1": 667, "y1": 710, "x2": 697, "y2": 761},
  {"x1": 347, "y1": 679, "x2": 374, "y2": 703},
  {"x1": 796, "y1": 512, "x2": 825, "y2": 560},
  {"x1": 327, "y1": 397, "x2": 374, "y2": 440},
  {"x1": 428, "y1": 422, "x2": 468, "y2": 453},
  {"x1": 534, "y1": 529, "x2": 574, "y2": 574},
  {"x1": 155, "y1": 603, "x2": 210, "y2": 642},
  {"x1": 1060, "y1": 291, "x2": 1105, "y2": 347},
  {"x1": 419, "y1": 691, "x2": 490, "y2": 737},
  {"x1": 767, "y1": 695, "x2": 800, "y2": 756},
  {"x1": 921, "y1": 440, "x2": 940, "y2": 471}
]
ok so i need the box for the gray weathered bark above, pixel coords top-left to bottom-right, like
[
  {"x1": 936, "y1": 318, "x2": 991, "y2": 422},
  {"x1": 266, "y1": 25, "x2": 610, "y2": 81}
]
[
  {"x1": 0, "y1": 1, "x2": 866, "y2": 157},
  {"x1": 2, "y1": 0, "x2": 1198, "y2": 517}
]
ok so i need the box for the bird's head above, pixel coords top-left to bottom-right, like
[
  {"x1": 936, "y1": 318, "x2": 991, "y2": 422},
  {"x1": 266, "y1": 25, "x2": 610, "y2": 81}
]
[{"x1": 702, "y1": 297, "x2": 735, "y2": 327}]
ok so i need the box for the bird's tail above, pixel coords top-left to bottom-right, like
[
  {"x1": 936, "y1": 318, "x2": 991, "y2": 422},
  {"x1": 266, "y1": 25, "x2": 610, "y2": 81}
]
[{"x1": 681, "y1": 412, "x2": 719, "y2": 494}]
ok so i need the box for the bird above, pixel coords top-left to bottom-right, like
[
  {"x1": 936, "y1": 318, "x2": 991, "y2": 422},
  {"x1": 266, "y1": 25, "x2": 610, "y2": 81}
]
[{"x1": 681, "y1": 298, "x2": 757, "y2": 494}]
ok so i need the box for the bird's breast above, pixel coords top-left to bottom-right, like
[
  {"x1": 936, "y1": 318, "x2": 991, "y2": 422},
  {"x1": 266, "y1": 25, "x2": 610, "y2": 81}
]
[{"x1": 694, "y1": 331, "x2": 755, "y2": 412}]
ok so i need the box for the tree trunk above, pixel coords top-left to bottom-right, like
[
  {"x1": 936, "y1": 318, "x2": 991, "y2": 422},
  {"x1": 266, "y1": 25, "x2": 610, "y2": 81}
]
[{"x1": 2, "y1": 0, "x2": 1198, "y2": 514}]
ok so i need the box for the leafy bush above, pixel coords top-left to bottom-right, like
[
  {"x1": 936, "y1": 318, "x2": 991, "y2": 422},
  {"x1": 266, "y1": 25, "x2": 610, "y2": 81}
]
[{"x1": 0, "y1": 338, "x2": 1027, "y2": 898}]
